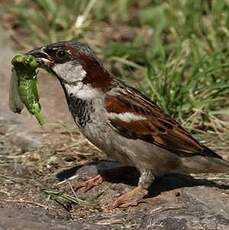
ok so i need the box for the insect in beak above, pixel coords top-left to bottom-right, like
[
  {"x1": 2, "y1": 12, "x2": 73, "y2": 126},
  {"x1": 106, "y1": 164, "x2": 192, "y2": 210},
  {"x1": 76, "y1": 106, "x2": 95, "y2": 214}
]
[{"x1": 26, "y1": 47, "x2": 53, "y2": 68}]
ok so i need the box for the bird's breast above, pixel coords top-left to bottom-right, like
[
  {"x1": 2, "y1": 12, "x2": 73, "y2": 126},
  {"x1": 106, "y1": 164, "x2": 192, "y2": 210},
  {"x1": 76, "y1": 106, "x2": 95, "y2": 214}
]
[{"x1": 67, "y1": 96, "x2": 94, "y2": 128}]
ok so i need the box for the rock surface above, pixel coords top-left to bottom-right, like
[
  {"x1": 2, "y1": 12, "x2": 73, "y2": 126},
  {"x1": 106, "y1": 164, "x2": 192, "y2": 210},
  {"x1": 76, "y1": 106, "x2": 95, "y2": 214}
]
[{"x1": 0, "y1": 206, "x2": 107, "y2": 230}]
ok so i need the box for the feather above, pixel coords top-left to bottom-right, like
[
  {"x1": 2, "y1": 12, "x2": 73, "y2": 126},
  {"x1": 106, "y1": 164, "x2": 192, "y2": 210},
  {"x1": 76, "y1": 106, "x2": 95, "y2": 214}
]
[{"x1": 105, "y1": 86, "x2": 222, "y2": 159}]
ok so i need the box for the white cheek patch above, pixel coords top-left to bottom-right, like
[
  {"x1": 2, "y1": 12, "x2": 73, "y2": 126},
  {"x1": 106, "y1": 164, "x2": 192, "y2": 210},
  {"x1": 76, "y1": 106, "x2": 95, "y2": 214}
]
[
  {"x1": 108, "y1": 112, "x2": 146, "y2": 122},
  {"x1": 65, "y1": 83, "x2": 102, "y2": 99},
  {"x1": 53, "y1": 61, "x2": 103, "y2": 99},
  {"x1": 53, "y1": 61, "x2": 87, "y2": 83}
]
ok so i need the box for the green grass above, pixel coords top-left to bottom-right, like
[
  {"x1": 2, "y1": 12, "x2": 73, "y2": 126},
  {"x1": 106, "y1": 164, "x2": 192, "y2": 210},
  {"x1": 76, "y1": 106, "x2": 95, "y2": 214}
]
[
  {"x1": 1, "y1": 0, "x2": 229, "y2": 137},
  {"x1": 43, "y1": 189, "x2": 103, "y2": 208}
]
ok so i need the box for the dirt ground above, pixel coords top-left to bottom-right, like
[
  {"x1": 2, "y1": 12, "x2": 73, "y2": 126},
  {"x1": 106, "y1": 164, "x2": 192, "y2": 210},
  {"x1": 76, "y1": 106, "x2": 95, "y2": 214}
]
[{"x1": 0, "y1": 26, "x2": 229, "y2": 230}]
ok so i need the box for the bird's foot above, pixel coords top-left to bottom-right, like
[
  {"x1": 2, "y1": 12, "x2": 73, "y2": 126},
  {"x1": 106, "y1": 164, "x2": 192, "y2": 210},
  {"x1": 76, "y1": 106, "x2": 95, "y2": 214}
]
[
  {"x1": 73, "y1": 174, "x2": 103, "y2": 192},
  {"x1": 104, "y1": 185, "x2": 148, "y2": 210}
]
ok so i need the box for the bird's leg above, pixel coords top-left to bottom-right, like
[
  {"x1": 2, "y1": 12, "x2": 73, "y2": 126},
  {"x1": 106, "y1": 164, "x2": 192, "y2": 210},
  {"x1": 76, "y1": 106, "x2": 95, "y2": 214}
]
[
  {"x1": 70, "y1": 165, "x2": 133, "y2": 192},
  {"x1": 104, "y1": 169, "x2": 155, "y2": 210},
  {"x1": 73, "y1": 174, "x2": 104, "y2": 192},
  {"x1": 71, "y1": 165, "x2": 130, "y2": 191}
]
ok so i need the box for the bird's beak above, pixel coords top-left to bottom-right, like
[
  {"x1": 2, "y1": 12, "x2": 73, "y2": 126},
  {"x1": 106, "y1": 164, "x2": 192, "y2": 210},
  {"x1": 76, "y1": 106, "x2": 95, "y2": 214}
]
[{"x1": 26, "y1": 47, "x2": 53, "y2": 68}]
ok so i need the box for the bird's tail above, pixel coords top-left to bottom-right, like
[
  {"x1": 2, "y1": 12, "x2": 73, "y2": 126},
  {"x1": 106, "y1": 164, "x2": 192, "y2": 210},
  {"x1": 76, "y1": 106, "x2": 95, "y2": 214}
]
[{"x1": 180, "y1": 156, "x2": 229, "y2": 174}]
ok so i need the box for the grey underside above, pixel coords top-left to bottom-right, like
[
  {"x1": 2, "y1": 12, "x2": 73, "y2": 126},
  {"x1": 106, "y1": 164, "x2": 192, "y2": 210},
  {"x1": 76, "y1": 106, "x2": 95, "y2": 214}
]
[
  {"x1": 64, "y1": 86, "x2": 229, "y2": 180},
  {"x1": 68, "y1": 95, "x2": 176, "y2": 170}
]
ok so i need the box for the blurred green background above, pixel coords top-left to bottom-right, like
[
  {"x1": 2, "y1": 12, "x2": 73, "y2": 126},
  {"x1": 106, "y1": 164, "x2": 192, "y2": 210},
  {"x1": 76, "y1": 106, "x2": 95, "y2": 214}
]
[{"x1": 1, "y1": 0, "x2": 229, "y2": 141}]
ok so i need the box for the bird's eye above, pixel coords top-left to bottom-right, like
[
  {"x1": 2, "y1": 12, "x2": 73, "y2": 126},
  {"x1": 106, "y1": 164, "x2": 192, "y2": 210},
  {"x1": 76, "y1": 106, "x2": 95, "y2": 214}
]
[{"x1": 56, "y1": 49, "x2": 67, "y2": 59}]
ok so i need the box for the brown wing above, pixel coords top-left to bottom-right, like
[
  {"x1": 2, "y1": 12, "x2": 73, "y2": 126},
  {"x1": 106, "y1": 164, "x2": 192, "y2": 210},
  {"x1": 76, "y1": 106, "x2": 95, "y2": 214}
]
[{"x1": 105, "y1": 88, "x2": 221, "y2": 159}]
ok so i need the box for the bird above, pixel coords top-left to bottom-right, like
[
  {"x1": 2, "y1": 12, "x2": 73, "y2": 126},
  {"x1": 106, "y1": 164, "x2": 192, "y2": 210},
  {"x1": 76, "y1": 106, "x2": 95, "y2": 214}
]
[{"x1": 27, "y1": 41, "x2": 229, "y2": 209}]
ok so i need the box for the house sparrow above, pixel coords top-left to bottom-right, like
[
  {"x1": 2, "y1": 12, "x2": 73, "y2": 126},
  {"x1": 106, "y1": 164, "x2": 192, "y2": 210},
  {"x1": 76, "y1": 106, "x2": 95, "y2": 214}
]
[{"x1": 27, "y1": 41, "x2": 229, "y2": 209}]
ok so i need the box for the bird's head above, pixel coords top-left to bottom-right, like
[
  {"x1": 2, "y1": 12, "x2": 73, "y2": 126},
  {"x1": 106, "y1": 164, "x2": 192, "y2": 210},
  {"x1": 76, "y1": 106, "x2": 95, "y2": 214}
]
[{"x1": 27, "y1": 41, "x2": 113, "y2": 92}]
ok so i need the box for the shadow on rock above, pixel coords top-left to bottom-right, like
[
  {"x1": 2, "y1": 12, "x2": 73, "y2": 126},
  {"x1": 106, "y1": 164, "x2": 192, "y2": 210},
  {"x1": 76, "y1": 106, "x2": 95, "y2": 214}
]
[{"x1": 56, "y1": 160, "x2": 229, "y2": 198}]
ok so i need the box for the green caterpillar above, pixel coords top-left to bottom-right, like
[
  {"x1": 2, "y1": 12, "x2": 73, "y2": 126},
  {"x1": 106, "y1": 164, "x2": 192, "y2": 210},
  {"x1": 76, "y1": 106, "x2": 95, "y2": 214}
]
[{"x1": 9, "y1": 54, "x2": 44, "y2": 126}]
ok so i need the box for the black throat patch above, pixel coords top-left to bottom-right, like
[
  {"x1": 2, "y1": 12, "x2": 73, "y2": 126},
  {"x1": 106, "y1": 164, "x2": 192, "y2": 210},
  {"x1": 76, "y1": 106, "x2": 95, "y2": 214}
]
[{"x1": 67, "y1": 94, "x2": 93, "y2": 128}]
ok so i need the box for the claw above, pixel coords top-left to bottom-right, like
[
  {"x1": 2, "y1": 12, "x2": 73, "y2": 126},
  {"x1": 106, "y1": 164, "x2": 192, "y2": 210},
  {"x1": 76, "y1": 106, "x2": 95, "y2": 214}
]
[
  {"x1": 73, "y1": 174, "x2": 103, "y2": 192},
  {"x1": 103, "y1": 185, "x2": 148, "y2": 210}
]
